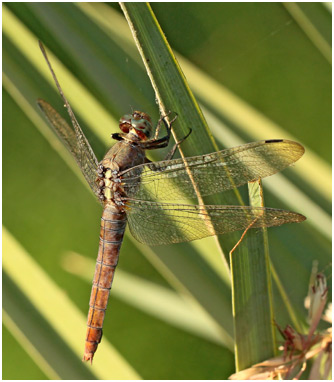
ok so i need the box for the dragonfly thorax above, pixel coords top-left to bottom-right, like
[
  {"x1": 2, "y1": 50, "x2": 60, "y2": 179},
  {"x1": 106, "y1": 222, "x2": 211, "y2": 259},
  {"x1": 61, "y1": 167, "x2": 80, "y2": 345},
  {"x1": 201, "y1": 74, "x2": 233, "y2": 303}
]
[
  {"x1": 119, "y1": 111, "x2": 152, "y2": 141},
  {"x1": 98, "y1": 168, "x2": 121, "y2": 203}
]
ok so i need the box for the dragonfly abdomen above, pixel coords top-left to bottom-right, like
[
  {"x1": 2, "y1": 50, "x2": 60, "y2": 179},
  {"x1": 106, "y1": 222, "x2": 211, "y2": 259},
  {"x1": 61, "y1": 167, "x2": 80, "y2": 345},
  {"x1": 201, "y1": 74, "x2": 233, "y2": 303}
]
[{"x1": 83, "y1": 205, "x2": 127, "y2": 362}]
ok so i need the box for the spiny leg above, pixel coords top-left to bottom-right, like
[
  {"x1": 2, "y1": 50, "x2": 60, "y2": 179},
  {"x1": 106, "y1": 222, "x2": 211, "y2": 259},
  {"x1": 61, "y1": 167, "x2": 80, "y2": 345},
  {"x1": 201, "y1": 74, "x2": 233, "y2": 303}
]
[
  {"x1": 138, "y1": 112, "x2": 177, "y2": 150},
  {"x1": 163, "y1": 127, "x2": 192, "y2": 161},
  {"x1": 153, "y1": 111, "x2": 177, "y2": 140}
]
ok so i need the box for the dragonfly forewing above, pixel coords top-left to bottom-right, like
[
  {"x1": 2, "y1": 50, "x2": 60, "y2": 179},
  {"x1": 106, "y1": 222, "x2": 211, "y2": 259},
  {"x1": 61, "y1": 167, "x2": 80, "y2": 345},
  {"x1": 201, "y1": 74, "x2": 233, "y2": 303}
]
[{"x1": 121, "y1": 139, "x2": 304, "y2": 202}]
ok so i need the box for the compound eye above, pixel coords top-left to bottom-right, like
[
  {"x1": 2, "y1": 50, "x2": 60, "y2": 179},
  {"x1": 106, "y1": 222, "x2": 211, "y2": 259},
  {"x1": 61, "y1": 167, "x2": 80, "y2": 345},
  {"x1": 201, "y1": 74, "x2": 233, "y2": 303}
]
[
  {"x1": 131, "y1": 118, "x2": 152, "y2": 139},
  {"x1": 119, "y1": 122, "x2": 131, "y2": 133},
  {"x1": 119, "y1": 114, "x2": 132, "y2": 133},
  {"x1": 119, "y1": 111, "x2": 153, "y2": 139},
  {"x1": 132, "y1": 111, "x2": 152, "y2": 124}
]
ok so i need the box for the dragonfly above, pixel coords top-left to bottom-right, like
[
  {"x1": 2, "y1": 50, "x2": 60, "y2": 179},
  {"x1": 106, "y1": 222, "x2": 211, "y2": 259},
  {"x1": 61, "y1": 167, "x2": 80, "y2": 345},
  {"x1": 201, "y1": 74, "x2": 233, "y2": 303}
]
[{"x1": 37, "y1": 41, "x2": 306, "y2": 362}]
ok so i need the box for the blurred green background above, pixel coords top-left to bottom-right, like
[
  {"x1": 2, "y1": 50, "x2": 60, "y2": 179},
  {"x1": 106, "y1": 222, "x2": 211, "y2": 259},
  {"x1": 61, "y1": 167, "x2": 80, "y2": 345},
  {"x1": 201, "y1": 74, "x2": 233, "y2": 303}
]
[{"x1": 3, "y1": 3, "x2": 331, "y2": 379}]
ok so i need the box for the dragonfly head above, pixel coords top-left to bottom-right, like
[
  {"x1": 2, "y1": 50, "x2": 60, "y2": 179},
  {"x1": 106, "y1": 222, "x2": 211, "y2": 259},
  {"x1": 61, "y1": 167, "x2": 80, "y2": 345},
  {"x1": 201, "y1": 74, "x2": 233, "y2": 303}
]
[{"x1": 119, "y1": 111, "x2": 153, "y2": 140}]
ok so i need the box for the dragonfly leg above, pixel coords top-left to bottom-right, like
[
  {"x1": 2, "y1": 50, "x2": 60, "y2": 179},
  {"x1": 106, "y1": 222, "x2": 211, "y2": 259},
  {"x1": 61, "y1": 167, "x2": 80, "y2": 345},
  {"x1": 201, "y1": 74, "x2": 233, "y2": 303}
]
[
  {"x1": 153, "y1": 111, "x2": 177, "y2": 140},
  {"x1": 137, "y1": 114, "x2": 175, "y2": 150},
  {"x1": 138, "y1": 114, "x2": 191, "y2": 166},
  {"x1": 111, "y1": 133, "x2": 124, "y2": 141},
  {"x1": 111, "y1": 132, "x2": 130, "y2": 142},
  {"x1": 163, "y1": 127, "x2": 192, "y2": 161},
  {"x1": 142, "y1": 127, "x2": 192, "y2": 171}
]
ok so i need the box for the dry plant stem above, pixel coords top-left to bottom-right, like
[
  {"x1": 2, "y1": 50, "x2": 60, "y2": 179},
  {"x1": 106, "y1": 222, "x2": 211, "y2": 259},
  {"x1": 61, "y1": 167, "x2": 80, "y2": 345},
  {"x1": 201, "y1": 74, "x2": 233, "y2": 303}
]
[{"x1": 229, "y1": 215, "x2": 261, "y2": 256}]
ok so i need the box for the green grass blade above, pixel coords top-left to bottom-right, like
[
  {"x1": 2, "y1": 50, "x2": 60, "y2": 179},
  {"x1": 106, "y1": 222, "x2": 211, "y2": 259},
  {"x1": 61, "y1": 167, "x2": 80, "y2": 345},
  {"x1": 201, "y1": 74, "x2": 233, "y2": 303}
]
[
  {"x1": 230, "y1": 181, "x2": 276, "y2": 370},
  {"x1": 120, "y1": 2, "x2": 212, "y2": 146}
]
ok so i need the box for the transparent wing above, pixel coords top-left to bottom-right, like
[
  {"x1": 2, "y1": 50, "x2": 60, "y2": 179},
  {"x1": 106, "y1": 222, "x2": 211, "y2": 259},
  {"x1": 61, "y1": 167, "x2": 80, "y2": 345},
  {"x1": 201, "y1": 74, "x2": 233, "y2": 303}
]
[
  {"x1": 37, "y1": 99, "x2": 100, "y2": 198},
  {"x1": 121, "y1": 140, "x2": 304, "y2": 201},
  {"x1": 126, "y1": 200, "x2": 306, "y2": 246},
  {"x1": 37, "y1": 42, "x2": 99, "y2": 199}
]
